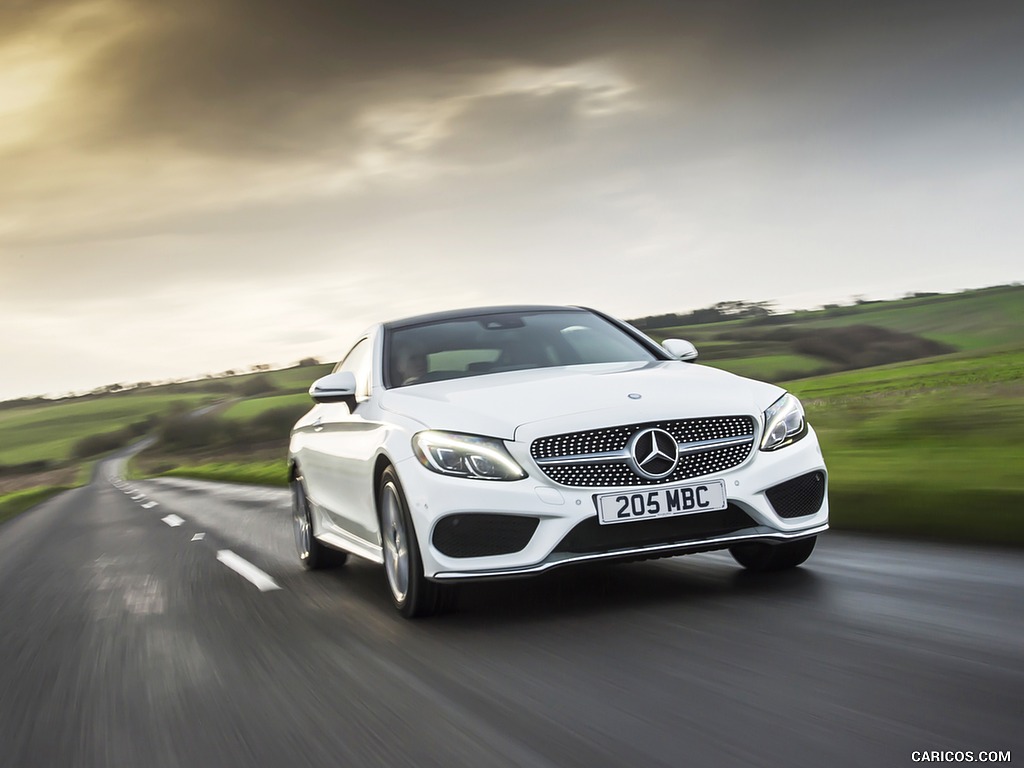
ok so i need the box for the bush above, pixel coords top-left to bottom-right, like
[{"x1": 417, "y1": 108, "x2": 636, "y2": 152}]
[
  {"x1": 238, "y1": 375, "x2": 277, "y2": 396},
  {"x1": 159, "y1": 413, "x2": 230, "y2": 451},
  {"x1": 155, "y1": 406, "x2": 303, "y2": 453},
  {"x1": 0, "y1": 460, "x2": 56, "y2": 476},
  {"x1": 197, "y1": 380, "x2": 235, "y2": 393},
  {"x1": 70, "y1": 417, "x2": 161, "y2": 459},
  {"x1": 713, "y1": 324, "x2": 955, "y2": 372},
  {"x1": 792, "y1": 325, "x2": 955, "y2": 369},
  {"x1": 251, "y1": 405, "x2": 310, "y2": 436}
]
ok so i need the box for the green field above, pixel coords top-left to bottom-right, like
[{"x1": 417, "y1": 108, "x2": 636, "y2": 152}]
[
  {"x1": 647, "y1": 284, "x2": 1023, "y2": 382},
  {"x1": 795, "y1": 287, "x2": 1024, "y2": 350},
  {"x1": 222, "y1": 393, "x2": 312, "y2": 421},
  {"x1": 660, "y1": 285, "x2": 1022, "y2": 345},
  {"x1": 0, "y1": 362, "x2": 329, "y2": 468},
  {"x1": 784, "y1": 345, "x2": 1024, "y2": 544},
  {"x1": 786, "y1": 346, "x2": 1024, "y2": 399},
  {"x1": 703, "y1": 353, "x2": 825, "y2": 381},
  {"x1": 0, "y1": 392, "x2": 215, "y2": 465}
]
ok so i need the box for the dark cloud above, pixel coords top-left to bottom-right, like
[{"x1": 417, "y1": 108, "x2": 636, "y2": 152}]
[{"x1": 35, "y1": 0, "x2": 1019, "y2": 160}]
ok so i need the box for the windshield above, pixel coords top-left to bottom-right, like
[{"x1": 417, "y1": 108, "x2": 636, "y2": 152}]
[{"x1": 385, "y1": 310, "x2": 660, "y2": 388}]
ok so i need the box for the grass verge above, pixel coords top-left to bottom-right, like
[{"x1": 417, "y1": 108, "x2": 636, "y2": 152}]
[
  {"x1": 159, "y1": 460, "x2": 289, "y2": 487},
  {"x1": 0, "y1": 460, "x2": 96, "y2": 526},
  {"x1": 823, "y1": 447, "x2": 1024, "y2": 546},
  {"x1": 0, "y1": 486, "x2": 72, "y2": 525}
]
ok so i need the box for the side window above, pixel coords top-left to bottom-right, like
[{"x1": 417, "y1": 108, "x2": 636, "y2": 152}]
[{"x1": 332, "y1": 338, "x2": 373, "y2": 400}]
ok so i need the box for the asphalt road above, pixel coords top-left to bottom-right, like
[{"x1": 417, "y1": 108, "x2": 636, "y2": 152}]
[{"x1": 1, "y1": 454, "x2": 1021, "y2": 768}]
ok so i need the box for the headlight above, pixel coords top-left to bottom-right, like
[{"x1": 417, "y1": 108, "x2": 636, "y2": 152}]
[
  {"x1": 412, "y1": 431, "x2": 527, "y2": 481},
  {"x1": 760, "y1": 393, "x2": 807, "y2": 451}
]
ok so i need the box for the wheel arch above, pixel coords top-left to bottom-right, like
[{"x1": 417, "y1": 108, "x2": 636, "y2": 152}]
[{"x1": 372, "y1": 453, "x2": 395, "y2": 515}]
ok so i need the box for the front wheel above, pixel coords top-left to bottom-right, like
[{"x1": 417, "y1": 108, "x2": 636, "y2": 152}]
[
  {"x1": 378, "y1": 466, "x2": 444, "y2": 618},
  {"x1": 292, "y1": 473, "x2": 347, "y2": 570},
  {"x1": 729, "y1": 536, "x2": 816, "y2": 572}
]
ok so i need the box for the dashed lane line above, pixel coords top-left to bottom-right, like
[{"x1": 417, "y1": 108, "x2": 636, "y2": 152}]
[
  {"x1": 119, "y1": 485, "x2": 280, "y2": 593},
  {"x1": 216, "y1": 550, "x2": 281, "y2": 592}
]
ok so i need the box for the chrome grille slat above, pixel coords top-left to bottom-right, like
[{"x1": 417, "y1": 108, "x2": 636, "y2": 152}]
[
  {"x1": 534, "y1": 450, "x2": 628, "y2": 466},
  {"x1": 530, "y1": 416, "x2": 756, "y2": 487}
]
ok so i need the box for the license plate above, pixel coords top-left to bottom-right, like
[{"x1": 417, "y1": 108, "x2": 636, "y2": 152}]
[{"x1": 596, "y1": 480, "x2": 728, "y2": 525}]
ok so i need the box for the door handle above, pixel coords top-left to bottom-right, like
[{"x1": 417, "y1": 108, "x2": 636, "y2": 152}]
[{"x1": 313, "y1": 416, "x2": 324, "y2": 432}]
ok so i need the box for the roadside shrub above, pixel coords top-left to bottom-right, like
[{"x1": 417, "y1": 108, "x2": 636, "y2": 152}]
[
  {"x1": 72, "y1": 430, "x2": 131, "y2": 459},
  {"x1": 0, "y1": 460, "x2": 56, "y2": 476},
  {"x1": 251, "y1": 405, "x2": 310, "y2": 437},
  {"x1": 155, "y1": 406, "x2": 303, "y2": 454},
  {"x1": 66, "y1": 416, "x2": 164, "y2": 460},
  {"x1": 238, "y1": 375, "x2": 277, "y2": 396},
  {"x1": 127, "y1": 416, "x2": 158, "y2": 437},
  {"x1": 712, "y1": 325, "x2": 954, "y2": 372},
  {"x1": 197, "y1": 380, "x2": 235, "y2": 393},
  {"x1": 792, "y1": 325, "x2": 955, "y2": 369},
  {"x1": 159, "y1": 413, "x2": 231, "y2": 451}
]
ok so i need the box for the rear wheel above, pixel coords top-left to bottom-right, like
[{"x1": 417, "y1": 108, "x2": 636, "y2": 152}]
[
  {"x1": 729, "y1": 536, "x2": 816, "y2": 572},
  {"x1": 292, "y1": 472, "x2": 347, "y2": 570},
  {"x1": 378, "y1": 466, "x2": 443, "y2": 618}
]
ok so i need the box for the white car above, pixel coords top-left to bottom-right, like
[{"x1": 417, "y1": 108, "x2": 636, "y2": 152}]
[{"x1": 289, "y1": 306, "x2": 828, "y2": 617}]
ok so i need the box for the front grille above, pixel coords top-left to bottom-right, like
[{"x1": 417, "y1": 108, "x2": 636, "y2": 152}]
[
  {"x1": 531, "y1": 416, "x2": 756, "y2": 488},
  {"x1": 554, "y1": 505, "x2": 756, "y2": 554},
  {"x1": 432, "y1": 514, "x2": 539, "y2": 558},
  {"x1": 765, "y1": 471, "x2": 826, "y2": 518}
]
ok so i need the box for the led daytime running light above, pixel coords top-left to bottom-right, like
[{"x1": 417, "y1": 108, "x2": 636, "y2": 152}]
[
  {"x1": 413, "y1": 431, "x2": 527, "y2": 481},
  {"x1": 760, "y1": 394, "x2": 807, "y2": 451}
]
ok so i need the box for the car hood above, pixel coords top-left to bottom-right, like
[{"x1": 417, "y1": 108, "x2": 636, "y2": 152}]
[{"x1": 378, "y1": 361, "x2": 783, "y2": 441}]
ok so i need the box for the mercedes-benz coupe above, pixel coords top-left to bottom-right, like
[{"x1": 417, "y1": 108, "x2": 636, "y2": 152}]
[{"x1": 289, "y1": 306, "x2": 828, "y2": 617}]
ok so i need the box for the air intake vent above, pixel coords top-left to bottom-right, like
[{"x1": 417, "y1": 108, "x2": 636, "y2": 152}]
[
  {"x1": 432, "y1": 514, "x2": 539, "y2": 558},
  {"x1": 765, "y1": 472, "x2": 826, "y2": 518}
]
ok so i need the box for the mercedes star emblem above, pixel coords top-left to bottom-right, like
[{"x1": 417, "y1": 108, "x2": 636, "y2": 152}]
[{"x1": 627, "y1": 428, "x2": 680, "y2": 479}]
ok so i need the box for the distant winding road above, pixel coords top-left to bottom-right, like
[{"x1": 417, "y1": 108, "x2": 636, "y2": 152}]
[{"x1": 1, "y1": 452, "x2": 1021, "y2": 767}]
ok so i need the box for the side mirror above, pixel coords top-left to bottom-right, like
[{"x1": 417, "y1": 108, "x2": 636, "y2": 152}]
[
  {"x1": 309, "y1": 371, "x2": 358, "y2": 407},
  {"x1": 662, "y1": 338, "x2": 698, "y2": 362}
]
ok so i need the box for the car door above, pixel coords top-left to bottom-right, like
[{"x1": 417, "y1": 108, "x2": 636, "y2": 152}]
[{"x1": 300, "y1": 333, "x2": 386, "y2": 547}]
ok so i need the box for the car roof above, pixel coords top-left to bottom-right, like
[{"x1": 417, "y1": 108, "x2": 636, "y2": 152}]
[{"x1": 383, "y1": 305, "x2": 585, "y2": 330}]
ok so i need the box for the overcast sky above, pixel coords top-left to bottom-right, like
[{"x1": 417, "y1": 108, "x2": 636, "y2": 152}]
[{"x1": 1, "y1": 0, "x2": 1021, "y2": 399}]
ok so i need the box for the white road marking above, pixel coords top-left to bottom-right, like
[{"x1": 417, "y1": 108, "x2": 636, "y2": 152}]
[
  {"x1": 131, "y1": 494, "x2": 146, "y2": 500},
  {"x1": 191, "y1": 532, "x2": 206, "y2": 541},
  {"x1": 216, "y1": 550, "x2": 281, "y2": 592},
  {"x1": 162, "y1": 514, "x2": 185, "y2": 527},
  {"x1": 141, "y1": 501, "x2": 158, "y2": 509}
]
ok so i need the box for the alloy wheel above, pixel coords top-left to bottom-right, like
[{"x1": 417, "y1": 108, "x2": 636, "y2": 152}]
[
  {"x1": 293, "y1": 480, "x2": 312, "y2": 560},
  {"x1": 380, "y1": 481, "x2": 410, "y2": 603}
]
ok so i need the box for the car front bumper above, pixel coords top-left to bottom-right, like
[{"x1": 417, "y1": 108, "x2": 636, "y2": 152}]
[{"x1": 394, "y1": 426, "x2": 828, "y2": 581}]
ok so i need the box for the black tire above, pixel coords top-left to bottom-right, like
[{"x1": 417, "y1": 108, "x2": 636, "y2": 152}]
[
  {"x1": 292, "y1": 472, "x2": 348, "y2": 570},
  {"x1": 729, "y1": 536, "x2": 816, "y2": 572},
  {"x1": 377, "y1": 466, "x2": 444, "y2": 618}
]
